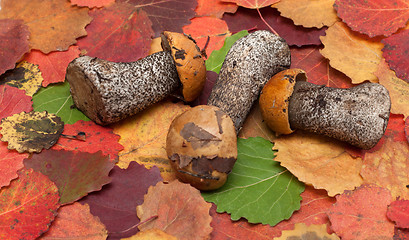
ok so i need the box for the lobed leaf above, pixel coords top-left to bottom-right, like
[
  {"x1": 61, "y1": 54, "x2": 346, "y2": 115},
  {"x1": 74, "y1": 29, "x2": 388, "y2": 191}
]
[{"x1": 202, "y1": 137, "x2": 304, "y2": 226}]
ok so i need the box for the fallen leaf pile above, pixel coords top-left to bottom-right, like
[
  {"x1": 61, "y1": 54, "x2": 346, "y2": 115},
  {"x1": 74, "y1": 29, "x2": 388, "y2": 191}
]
[{"x1": 1, "y1": 0, "x2": 409, "y2": 239}]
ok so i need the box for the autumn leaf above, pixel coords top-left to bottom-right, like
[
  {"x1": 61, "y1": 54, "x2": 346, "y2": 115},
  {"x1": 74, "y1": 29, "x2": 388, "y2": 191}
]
[
  {"x1": 0, "y1": 61, "x2": 43, "y2": 96},
  {"x1": 205, "y1": 30, "x2": 249, "y2": 73},
  {"x1": 113, "y1": 100, "x2": 190, "y2": 181},
  {"x1": 334, "y1": 0, "x2": 409, "y2": 37},
  {"x1": 238, "y1": 103, "x2": 277, "y2": 142},
  {"x1": 0, "y1": 111, "x2": 64, "y2": 153},
  {"x1": 382, "y1": 29, "x2": 409, "y2": 83},
  {"x1": 395, "y1": 228, "x2": 409, "y2": 240},
  {"x1": 327, "y1": 184, "x2": 394, "y2": 240},
  {"x1": 53, "y1": 120, "x2": 123, "y2": 162},
  {"x1": 0, "y1": 142, "x2": 26, "y2": 189},
  {"x1": 71, "y1": 0, "x2": 115, "y2": 8},
  {"x1": 406, "y1": 117, "x2": 409, "y2": 143},
  {"x1": 223, "y1": 7, "x2": 327, "y2": 46},
  {"x1": 77, "y1": 2, "x2": 154, "y2": 62},
  {"x1": 0, "y1": 0, "x2": 92, "y2": 53},
  {"x1": 376, "y1": 59, "x2": 409, "y2": 118},
  {"x1": 291, "y1": 46, "x2": 355, "y2": 88},
  {"x1": 360, "y1": 137, "x2": 409, "y2": 200},
  {"x1": 80, "y1": 162, "x2": 162, "y2": 239},
  {"x1": 275, "y1": 223, "x2": 340, "y2": 240},
  {"x1": 387, "y1": 200, "x2": 409, "y2": 229},
  {"x1": 122, "y1": 229, "x2": 177, "y2": 240},
  {"x1": 0, "y1": 168, "x2": 60, "y2": 240},
  {"x1": 183, "y1": 17, "x2": 231, "y2": 59},
  {"x1": 24, "y1": 149, "x2": 114, "y2": 204},
  {"x1": 0, "y1": 19, "x2": 29, "y2": 75},
  {"x1": 33, "y1": 82, "x2": 91, "y2": 124},
  {"x1": 39, "y1": 202, "x2": 108, "y2": 240},
  {"x1": 118, "y1": 0, "x2": 197, "y2": 37},
  {"x1": 137, "y1": 180, "x2": 213, "y2": 240},
  {"x1": 203, "y1": 137, "x2": 304, "y2": 226},
  {"x1": 274, "y1": 131, "x2": 363, "y2": 196},
  {"x1": 320, "y1": 21, "x2": 383, "y2": 84},
  {"x1": 0, "y1": 85, "x2": 32, "y2": 121},
  {"x1": 191, "y1": 71, "x2": 218, "y2": 106},
  {"x1": 222, "y1": 0, "x2": 279, "y2": 9},
  {"x1": 210, "y1": 186, "x2": 335, "y2": 239},
  {"x1": 273, "y1": 0, "x2": 339, "y2": 28},
  {"x1": 24, "y1": 46, "x2": 81, "y2": 87},
  {"x1": 195, "y1": 0, "x2": 238, "y2": 18}
]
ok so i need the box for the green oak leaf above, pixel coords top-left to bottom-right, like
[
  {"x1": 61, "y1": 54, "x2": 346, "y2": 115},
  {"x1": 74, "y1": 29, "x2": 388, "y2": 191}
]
[
  {"x1": 202, "y1": 137, "x2": 305, "y2": 226},
  {"x1": 205, "y1": 30, "x2": 249, "y2": 74},
  {"x1": 33, "y1": 82, "x2": 90, "y2": 124}
]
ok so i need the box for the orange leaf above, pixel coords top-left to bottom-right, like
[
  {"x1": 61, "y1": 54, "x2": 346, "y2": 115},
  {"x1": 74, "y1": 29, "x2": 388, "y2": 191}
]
[
  {"x1": 275, "y1": 223, "x2": 340, "y2": 240},
  {"x1": 361, "y1": 137, "x2": 409, "y2": 200},
  {"x1": 222, "y1": 0, "x2": 280, "y2": 9},
  {"x1": 137, "y1": 180, "x2": 213, "y2": 240},
  {"x1": 112, "y1": 101, "x2": 190, "y2": 181},
  {"x1": 24, "y1": 46, "x2": 81, "y2": 87},
  {"x1": 0, "y1": 0, "x2": 92, "y2": 54},
  {"x1": 183, "y1": 17, "x2": 231, "y2": 59},
  {"x1": 238, "y1": 103, "x2": 276, "y2": 142},
  {"x1": 376, "y1": 59, "x2": 409, "y2": 119},
  {"x1": 122, "y1": 229, "x2": 177, "y2": 240},
  {"x1": 39, "y1": 203, "x2": 107, "y2": 239},
  {"x1": 273, "y1": 131, "x2": 363, "y2": 196},
  {"x1": 327, "y1": 185, "x2": 394, "y2": 240},
  {"x1": 273, "y1": 0, "x2": 339, "y2": 28},
  {"x1": 320, "y1": 22, "x2": 383, "y2": 84},
  {"x1": 196, "y1": 0, "x2": 238, "y2": 18},
  {"x1": 71, "y1": 0, "x2": 115, "y2": 8}
]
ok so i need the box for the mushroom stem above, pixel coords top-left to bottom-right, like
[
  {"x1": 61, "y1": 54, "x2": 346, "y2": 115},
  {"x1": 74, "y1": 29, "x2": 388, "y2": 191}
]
[
  {"x1": 66, "y1": 52, "x2": 180, "y2": 125},
  {"x1": 288, "y1": 81, "x2": 391, "y2": 149},
  {"x1": 207, "y1": 30, "x2": 291, "y2": 133}
]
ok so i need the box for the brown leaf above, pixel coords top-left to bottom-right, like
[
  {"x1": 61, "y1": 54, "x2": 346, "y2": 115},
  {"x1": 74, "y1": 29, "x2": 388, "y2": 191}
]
[
  {"x1": 320, "y1": 22, "x2": 383, "y2": 84},
  {"x1": 275, "y1": 223, "x2": 340, "y2": 240},
  {"x1": 112, "y1": 101, "x2": 190, "y2": 181},
  {"x1": 273, "y1": 131, "x2": 363, "y2": 196},
  {"x1": 273, "y1": 0, "x2": 339, "y2": 28},
  {"x1": 361, "y1": 137, "x2": 409, "y2": 200},
  {"x1": 238, "y1": 102, "x2": 276, "y2": 142},
  {"x1": 121, "y1": 229, "x2": 177, "y2": 240},
  {"x1": 137, "y1": 180, "x2": 213, "y2": 240},
  {"x1": 0, "y1": 0, "x2": 92, "y2": 53}
]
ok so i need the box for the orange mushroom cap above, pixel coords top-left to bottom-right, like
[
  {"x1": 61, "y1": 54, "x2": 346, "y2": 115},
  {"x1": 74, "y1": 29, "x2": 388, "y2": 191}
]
[
  {"x1": 259, "y1": 68, "x2": 307, "y2": 135},
  {"x1": 162, "y1": 31, "x2": 206, "y2": 102}
]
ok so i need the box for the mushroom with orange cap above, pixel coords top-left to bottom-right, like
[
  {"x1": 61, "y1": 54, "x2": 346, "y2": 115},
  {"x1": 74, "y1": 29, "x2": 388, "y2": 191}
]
[
  {"x1": 65, "y1": 31, "x2": 206, "y2": 125},
  {"x1": 259, "y1": 68, "x2": 391, "y2": 149}
]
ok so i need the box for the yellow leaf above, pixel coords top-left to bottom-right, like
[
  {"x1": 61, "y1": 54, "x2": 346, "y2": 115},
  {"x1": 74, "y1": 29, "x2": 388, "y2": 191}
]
[
  {"x1": 275, "y1": 223, "x2": 340, "y2": 240},
  {"x1": 238, "y1": 103, "x2": 276, "y2": 142},
  {"x1": 112, "y1": 101, "x2": 190, "y2": 181},
  {"x1": 376, "y1": 59, "x2": 409, "y2": 119},
  {"x1": 273, "y1": 131, "x2": 363, "y2": 196},
  {"x1": 121, "y1": 229, "x2": 177, "y2": 240},
  {"x1": 361, "y1": 138, "x2": 409, "y2": 200},
  {"x1": 0, "y1": 61, "x2": 42, "y2": 96},
  {"x1": 320, "y1": 22, "x2": 383, "y2": 84},
  {"x1": 272, "y1": 0, "x2": 339, "y2": 28},
  {"x1": 0, "y1": 111, "x2": 64, "y2": 153}
]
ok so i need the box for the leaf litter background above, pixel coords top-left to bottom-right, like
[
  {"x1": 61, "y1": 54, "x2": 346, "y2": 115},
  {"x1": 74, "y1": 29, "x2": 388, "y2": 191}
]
[{"x1": 0, "y1": 0, "x2": 409, "y2": 239}]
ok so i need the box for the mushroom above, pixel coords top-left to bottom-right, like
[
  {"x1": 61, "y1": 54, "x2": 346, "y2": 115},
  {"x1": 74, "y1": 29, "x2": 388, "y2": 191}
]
[
  {"x1": 207, "y1": 30, "x2": 291, "y2": 133},
  {"x1": 65, "y1": 31, "x2": 206, "y2": 125},
  {"x1": 166, "y1": 30, "x2": 291, "y2": 190},
  {"x1": 259, "y1": 69, "x2": 391, "y2": 149},
  {"x1": 166, "y1": 105, "x2": 237, "y2": 190}
]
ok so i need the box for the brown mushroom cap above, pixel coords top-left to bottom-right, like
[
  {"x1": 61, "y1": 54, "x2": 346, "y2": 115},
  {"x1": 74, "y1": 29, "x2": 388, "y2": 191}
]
[
  {"x1": 259, "y1": 68, "x2": 307, "y2": 135},
  {"x1": 162, "y1": 31, "x2": 206, "y2": 102},
  {"x1": 166, "y1": 105, "x2": 237, "y2": 190}
]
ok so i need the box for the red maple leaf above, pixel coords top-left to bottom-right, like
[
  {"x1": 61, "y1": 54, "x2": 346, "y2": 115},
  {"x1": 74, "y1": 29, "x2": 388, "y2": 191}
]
[{"x1": 382, "y1": 29, "x2": 409, "y2": 83}]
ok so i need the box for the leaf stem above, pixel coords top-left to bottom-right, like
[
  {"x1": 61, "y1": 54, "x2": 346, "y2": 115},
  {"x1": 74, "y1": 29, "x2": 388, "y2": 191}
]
[
  {"x1": 109, "y1": 215, "x2": 158, "y2": 236},
  {"x1": 256, "y1": 8, "x2": 279, "y2": 36}
]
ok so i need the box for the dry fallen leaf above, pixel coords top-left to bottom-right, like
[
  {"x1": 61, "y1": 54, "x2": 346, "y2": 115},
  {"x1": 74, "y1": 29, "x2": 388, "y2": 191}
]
[
  {"x1": 0, "y1": 61, "x2": 43, "y2": 96},
  {"x1": 361, "y1": 137, "x2": 409, "y2": 200},
  {"x1": 320, "y1": 21, "x2": 383, "y2": 84},
  {"x1": 113, "y1": 100, "x2": 190, "y2": 181},
  {"x1": 0, "y1": 0, "x2": 92, "y2": 53},
  {"x1": 273, "y1": 131, "x2": 363, "y2": 196},
  {"x1": 272, "y1": 0, "x2": 339, "y2": 28},
  {"x1": 121, "y1": 229, "x2": 177, "y2": 240},
  {"x1": 137, "y1": 180, "x2": 213, "y2": 240},
  {"x1": 195, "y1": 0, "x2": 238, "y2": 18},
  {"x1": 238, "y1": 103, "x2": 276, "y2": 142},
  {"x1": 275, "y1": 223, "x2": 340, "y2": 240}
]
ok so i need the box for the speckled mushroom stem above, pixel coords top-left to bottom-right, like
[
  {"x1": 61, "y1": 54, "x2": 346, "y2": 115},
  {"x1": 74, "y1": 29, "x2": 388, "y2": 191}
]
[
  {"x1": 66, "y1": 52, "x2": 180, "y2": 125},
  {"x1": 207, "y1": 30, "x2": 291, "y2": 133},
  {"x1": 288, "y1": 81, "x2": 391, "y2": 149}
]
